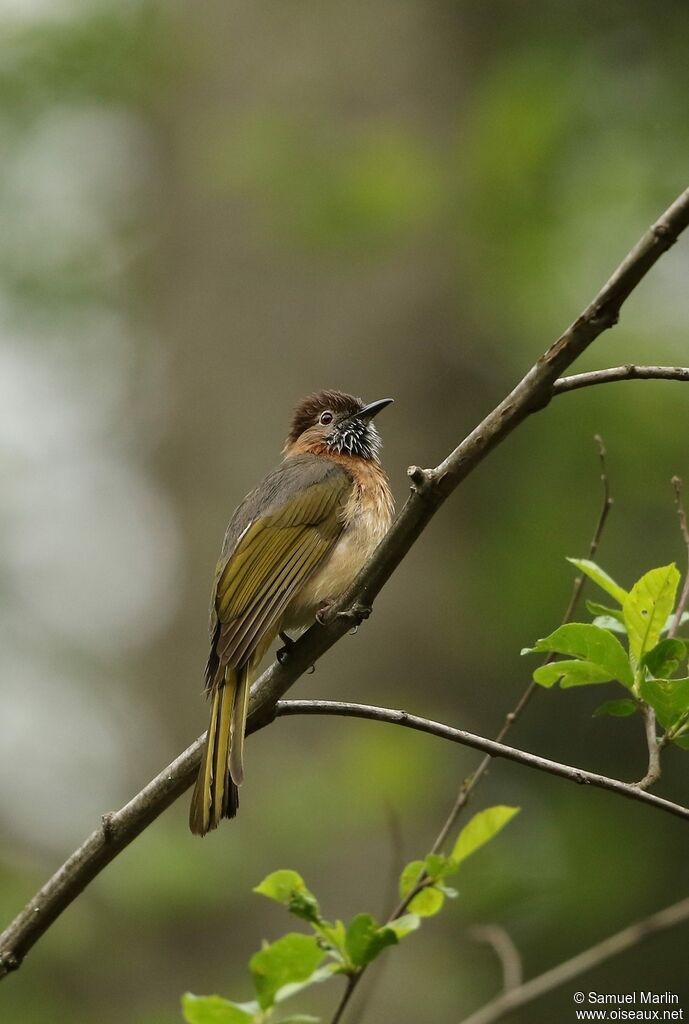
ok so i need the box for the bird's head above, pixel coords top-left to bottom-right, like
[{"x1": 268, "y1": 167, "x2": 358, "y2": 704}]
[{"x1": 285, "y1": 389, "x2": 393, "y2": 461}]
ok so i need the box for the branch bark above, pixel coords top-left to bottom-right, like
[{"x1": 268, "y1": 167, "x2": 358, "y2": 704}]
[
  {"x1": 553, "y1": 364, "x2": 689, "y2": 394},
  {"x1": 2, "y1": 185, "x2": 689, "y2": 979}
]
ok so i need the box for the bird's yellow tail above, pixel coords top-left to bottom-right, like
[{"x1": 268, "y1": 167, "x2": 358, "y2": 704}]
[{"x1": 189, "y1": 664, "x2": 250, "y2": 835}]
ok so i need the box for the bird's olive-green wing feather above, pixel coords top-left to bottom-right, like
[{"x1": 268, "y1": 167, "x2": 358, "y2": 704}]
[{"x1": 209, "y1": 469, "x2": 352, "y2": 680}]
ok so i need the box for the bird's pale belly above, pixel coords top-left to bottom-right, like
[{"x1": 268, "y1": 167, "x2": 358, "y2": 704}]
[{"x1": 282, "y1": 515, "x2": 388, "y2": 630}]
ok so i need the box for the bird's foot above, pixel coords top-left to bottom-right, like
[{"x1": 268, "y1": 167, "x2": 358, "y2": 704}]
[
  {"x1": 315, "y1": 599, "x2": 335, "y2": 626},
  {"x1": 315, "y1": 600, "x2": 372, "y2": 630}
]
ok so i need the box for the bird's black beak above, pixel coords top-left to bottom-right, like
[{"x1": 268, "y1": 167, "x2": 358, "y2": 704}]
[{"x1": 352, "y1": 398, "x2": 394, "y2": 422}]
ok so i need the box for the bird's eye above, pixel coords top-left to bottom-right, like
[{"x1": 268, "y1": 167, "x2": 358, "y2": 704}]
[{"x1": 319, "y1": 411, "x2": 333, "y2": 425}]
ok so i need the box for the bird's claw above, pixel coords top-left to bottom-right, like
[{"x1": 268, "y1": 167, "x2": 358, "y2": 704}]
[{"x1": 315, "y1": 599, "x2": 335, "y2": 626}]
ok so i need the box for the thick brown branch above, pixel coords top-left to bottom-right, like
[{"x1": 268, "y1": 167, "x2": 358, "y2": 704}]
[{"x1": 2, "y1": 185, "x2": 689, "y2": 980}]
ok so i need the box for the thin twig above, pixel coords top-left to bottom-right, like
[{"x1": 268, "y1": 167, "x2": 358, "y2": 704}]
[
  {"x1": 669, "y1": 476, "x2": 689, "y2": 638},
  {"x1": 2, "y1": 187, "x2": 689, "y2": 981},
  {"x1": 554, "y1": 364, "x2": 689, "y2": 394},
  {"x1": 274, "y1": 701, "x2": 689, "y2": 821},
  {"x1": 457, "y1": 895, "x2": 689, "y2": 1024},
  {"x1": 469, "y1": 925, "x2": 523, "y2": 992},
  {"x1": 636, "y1": 704, "x2": 662, "y2": 790},
  {"x1": 330, "y1": 975, "x2": 358, "y2": 1024}
]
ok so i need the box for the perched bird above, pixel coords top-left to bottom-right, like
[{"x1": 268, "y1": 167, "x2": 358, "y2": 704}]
[{"x1": 189, "y1": 390, "x2": 394, "y2": 835}]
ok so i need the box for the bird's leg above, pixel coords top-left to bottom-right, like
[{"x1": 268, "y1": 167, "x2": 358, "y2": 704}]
[
  {"x1": 276, "y1": 631, "x2": 294, "y2": 664},
  {"x1": 277, "y1": 630, "x2": 316, "y2": 674}
]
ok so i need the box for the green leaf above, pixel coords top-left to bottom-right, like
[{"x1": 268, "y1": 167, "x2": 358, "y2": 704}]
[
  {"x1": 398, "y1": 861, "x2": 446, "y2": 916},
  {"x1": 399, "y1": 860, "x2": 425, "y2": 897},
  {"x1": 526, "y1": 623, "x2": 633, "y2": 689},
  {"x1": 593, "y1": 699, "x2": 637, "y2": 718},
  {"x1": 411, "y1": 887, "x2": 445, "y2": 917},
  {"x1": 623, "y1": 564, "x2": 680, "y2": 663},
  {"x1": 181, "y1": 994, "x2": 253, "y2": 1024},
  {"x1": 642, "y1": 638, "x2": 687, "y2": 679},
  {"x1": 673, "y1": 734, "x2": 689, "y2": 750},
  {"x1": 567, "y1": 558, "x2": 628, "y2": 605},
  {"x1": 317, "y1": 920, "x2": 347, "y2": 957},
  {"x1": 591, "y1": 616, "x2": 627, "y2": 635},
  {"x1": 586, "y1": 601, "x2": 626, "y2": 628},
  {"x1": 533, "y1": 659, "x2": 621, "y2": 689},
  {"x1": 254, "y1": 870, "x2": 321, "y2": 924},
  {"x1": 345, "y1": 914, "x2": 398, "y2": 968},
  {"x1": 423, "y1": 853, "x2": 448, "y2": 879},
  {"x1": 250, "y1": 934, "x2": 324, "y2": 1011},
  {"x1": 387, "y1": 913, "x2": 421, "y2": 938},
  {"x1": 451, "y1": 806, "x2": 519, "y2": 867},
  {"x1": 639, "y1": 677, "x2": 689, "y2": 731},
  {"x1": 254, "y1": 870, "x2": 307, "y2": 904},
  {"x1": 274, "y1": 965, "x2": 337, "y2": 1006}
]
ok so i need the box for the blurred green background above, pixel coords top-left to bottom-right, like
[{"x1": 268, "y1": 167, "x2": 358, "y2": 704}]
[{"x1": 1, "y1": 1, "x2": 689, "y2": 1022}]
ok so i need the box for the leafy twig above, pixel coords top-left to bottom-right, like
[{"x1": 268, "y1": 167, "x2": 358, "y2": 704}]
[{"x1": 636, "y1": 477, "x2": 689, "y2": 782}]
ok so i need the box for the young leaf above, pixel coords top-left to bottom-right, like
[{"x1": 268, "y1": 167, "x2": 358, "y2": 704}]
[
  {"x1": 533, "y1": 660, "x2": 621, "y2": 689},
  {"x1": 592, "y1": 699, "x2": 637, "y2": 718},
  {"x1": 345, "y1": 913, "x2": 397, "y2": 968},
  {"x1": 586, "y1": 601, "x2": 626, "y2": 629},
  {"x1": 181, "y1": 994, "x2": 253, "y2": 1024},
  {"x1": 254, "y1": 870, "x2": 321, "y2": 924},
  {"x1": 525, "y1": 623, "x2": 633, "y2": 689},
  {"x1": 399, "y1": 861, "x2": 424, "y2": 895},
  {"x1": 316, "y1": 919, "x2": 347, "y2": 959},
  {"x1": 639, "y1": 677, "x2": 689, "y2": 731},
  {"x1": 254, "y1": 870, "x2": 308, "y2": 905},
  {"x1": 424, "y1": 853, "x2": 455, "y2": 880},
  {"x1": 641, "y1": 638, "x2": 687, "y2": 679},
  {"x1": 274, "y1": 965, "x2": 338, "y2": 1006},
  {"x1": 591, "y1": 616, "x2": 627, "y2": 635},
  {"x1": 387, "y1": 913, "x2": 421, "y2": 938},
  {"x1": 567, "y1": 558, "x2": 628, "y2": 605},
  {"x1": 451, "y1": 806, "x2": 519, "y2": 867},
  {"x1": 250, "y1": 934, "x2": 324, "y2": 1011},
  {"x1": 399, "y1": 861, "x2": 447, "y2": 915},
  {"x1": 623, "y1": 564, "x2": 680, "y2": 662}
]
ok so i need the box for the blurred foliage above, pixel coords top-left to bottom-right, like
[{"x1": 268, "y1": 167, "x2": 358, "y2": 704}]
[{"x1": 1, "y1": 1, "x2": 689, "y2": 1023}]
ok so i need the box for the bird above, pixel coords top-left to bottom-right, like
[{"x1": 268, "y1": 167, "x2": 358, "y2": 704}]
[{"x1": 189, "y1": 389, "x2": 395, "y2": 835}]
